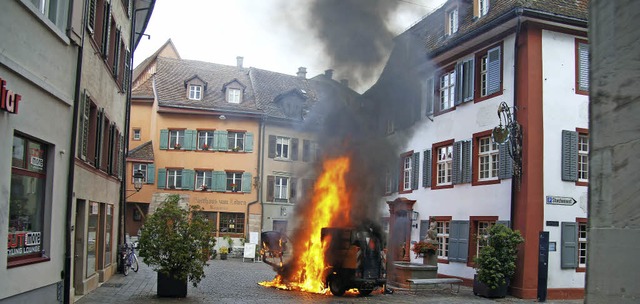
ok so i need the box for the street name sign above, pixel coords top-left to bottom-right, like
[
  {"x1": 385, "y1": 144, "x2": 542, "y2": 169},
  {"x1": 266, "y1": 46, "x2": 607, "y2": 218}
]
[{"x1": 546, "y1": 196, "x2": 577, "y2": 206}]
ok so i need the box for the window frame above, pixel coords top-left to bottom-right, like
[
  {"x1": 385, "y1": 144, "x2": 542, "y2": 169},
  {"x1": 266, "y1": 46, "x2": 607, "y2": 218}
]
[
  {"x1": 472, "y1": 130, "x2": 501, "y2": 185},
  {"x1": 132, "y1": 163, "x2": 148, "y2": 183},
  {"x1": 476, "y1": 0, "x2": 489, "y2": 18},
  {"x1": 197, "y1": 130, "x2": 214, "y2": 151},
  {"x1": 188, "y1": 84, "x2": 202, "y2": 100},
  {"x1": 576, "y1": 128, "x2": 589, "y2": 185},
  {"x1": 275, "y1": 136, "x2": 290, "y2": 160},
  {"x1": 8, "y1": 134, "x2": 50, "y2": 267},
  {"x1": 575, "y1": 38, "x2": 589, "y2": 95},
  {"x1": 467, "y1": 216, "x2": 498, "y2": 267},
  {"x1": 402, "y1": 153, "x2": 412, "y2": 191},
  {"x1": 274, "y1": 176, "x2": 289, "y2": 202},
  {"x1": 195, "y1": 170, "x2": 212, "y2": 190},
  {"x1": 226, "y1": 172, "x2": 243, "y2": 192},
  {"x1": 132, "y1": 128, "x2": 141, "y2": 141},
  {"x1": 219, "y1": 212, "x2": 245, "y2": 236},
  {"x1": 432, "y1": 139, "x2": 454, "y2": 190},
  {"x1": 227, "y1": 131, "x2": 245, "y2": 151},
  {"x1": 168, "y1": 129, "x2": 185, "y2": 149},
  {"x1": 227, "y1": 88, "x2": 241, "y2": 104},
  {"x1": 431, "y1": 216, "x2": 452, "y2": 262},
  {"x1": 474, "y1": 43, "x2": 503, "y2": 102},
  {"x1": 576, "y1": 217, "x2": 587, "y2": 272},
  {"x1": 166, "y1": 168, "x2": 183, "y2": 189},
  {"x1": 446, "y1": 7, "x2": 458, "y2": 35},
  {"x1": 437, "y1": 66, "x2": 456, "y2": 114}
]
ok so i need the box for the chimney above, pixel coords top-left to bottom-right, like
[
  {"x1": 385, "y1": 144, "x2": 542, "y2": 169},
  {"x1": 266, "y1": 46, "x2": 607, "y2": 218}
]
[
  {"x1": 297, "y1": 67, "x2": 307, "y2": 78},
  {"x1": 236, "y1": 56, "x2": 244, "y2": 68},
  {"x1": 324, "y1": 69, "x2": 334, "y2": 79},
  {"x1": 340, "y1": 79, "x2": 349, "y2": 87}
]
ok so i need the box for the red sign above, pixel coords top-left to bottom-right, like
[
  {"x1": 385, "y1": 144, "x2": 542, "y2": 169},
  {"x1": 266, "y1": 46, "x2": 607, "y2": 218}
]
[{"x1": 1, "y1": 77, "x2": 21, "y2": 114}]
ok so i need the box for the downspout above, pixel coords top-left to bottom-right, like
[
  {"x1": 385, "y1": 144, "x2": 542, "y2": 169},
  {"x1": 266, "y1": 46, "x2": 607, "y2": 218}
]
[
  {"x1": 510, "y1": 8, "x2": 523, "y2": 226},
  {"x1": 247, "y1": 115, "x2": 265, "y2": 240},
  {"x1": 64, "y1": 0, "x2": 87, "y2": 302}
]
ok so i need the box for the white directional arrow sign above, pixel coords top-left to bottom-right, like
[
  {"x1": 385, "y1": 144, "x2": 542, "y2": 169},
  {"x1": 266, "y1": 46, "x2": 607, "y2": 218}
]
[{"x1": 545, "y1": 196, "x2": 577, "y2": 206}]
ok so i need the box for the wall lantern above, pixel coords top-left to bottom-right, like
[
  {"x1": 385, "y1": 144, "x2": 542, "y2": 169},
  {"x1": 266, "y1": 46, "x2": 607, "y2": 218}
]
[
  {"x1": 411, "y1": 211, "x2": 419, "y2": 229},
  {"x1": 126, "y1": 170, "x2": 145, "y2": 198}
]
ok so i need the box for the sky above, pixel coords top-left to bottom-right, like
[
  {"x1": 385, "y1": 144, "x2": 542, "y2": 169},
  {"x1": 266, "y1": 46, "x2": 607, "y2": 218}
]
[{"x1": 133, "y1": 0, "x2": 446, "y2": 93}]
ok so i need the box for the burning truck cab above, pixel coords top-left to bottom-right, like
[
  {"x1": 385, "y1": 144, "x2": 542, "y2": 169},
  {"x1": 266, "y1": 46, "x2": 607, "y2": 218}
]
[{"x1": 261, "y1": 226, "x2": 386, "y2": 296}]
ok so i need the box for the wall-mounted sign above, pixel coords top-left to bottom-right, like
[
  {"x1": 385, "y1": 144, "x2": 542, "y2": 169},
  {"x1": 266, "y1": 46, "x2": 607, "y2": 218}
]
[
  {"x1": 1, "y1": 77, "x2": 21, "y2": 114},
  {"x1": 546, "y1": 196, "x2": 577, "y2": 206},
  {"x1": 549, "y1": 242, "x2": 556, "y2": 252}
]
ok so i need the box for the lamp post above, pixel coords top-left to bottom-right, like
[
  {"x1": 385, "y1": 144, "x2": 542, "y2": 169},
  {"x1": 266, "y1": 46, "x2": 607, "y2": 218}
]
[{"x1": 127, "y1": 170, "x2": 144, "y2": 198}]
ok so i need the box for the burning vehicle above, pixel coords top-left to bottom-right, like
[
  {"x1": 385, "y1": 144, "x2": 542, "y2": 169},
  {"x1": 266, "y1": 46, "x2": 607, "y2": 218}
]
[{"x1": 261, "y1": 225, "x2": 386, "y2": 296}]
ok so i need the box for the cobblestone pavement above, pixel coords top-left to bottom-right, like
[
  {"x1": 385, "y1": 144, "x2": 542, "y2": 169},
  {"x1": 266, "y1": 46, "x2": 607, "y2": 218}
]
[{"x1": 76, "y1": 257, "x2": 583, "y2": 304}]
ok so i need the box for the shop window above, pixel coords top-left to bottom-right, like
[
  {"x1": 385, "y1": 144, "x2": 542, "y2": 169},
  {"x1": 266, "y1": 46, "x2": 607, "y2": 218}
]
[
  {"x1": 219, "y1": 212, "x2": 245, "y2": 234},
  {"x1": 104, "y1": 204, "x2": 113, "y2": 266},
  {"x1": 86, "y1": 202, "x2": 100, "y2": 277},
  {"x1": 8, "y1": 134, "x2": 49, "y2": 267}
]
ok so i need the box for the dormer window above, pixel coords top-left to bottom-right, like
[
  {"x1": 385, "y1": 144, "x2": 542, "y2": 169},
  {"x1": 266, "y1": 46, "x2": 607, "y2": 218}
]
[
  {"x1": 446, "y1": 8, "x2": 458, "y2": 35},
  {"x1": 189, "y1": 85, "x2": 202, "y2": 100},
  {"x1": 228, "y1": 88, "x2": 241, "y2": 104},
  {"x1": 477, "y1": 0, "x2": 489, "y2": 18}
]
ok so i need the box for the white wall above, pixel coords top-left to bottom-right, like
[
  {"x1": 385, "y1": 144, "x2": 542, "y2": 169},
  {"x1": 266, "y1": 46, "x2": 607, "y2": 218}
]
[{"x1": 541, "y1": 29, "x2": 589, "y2": 289}]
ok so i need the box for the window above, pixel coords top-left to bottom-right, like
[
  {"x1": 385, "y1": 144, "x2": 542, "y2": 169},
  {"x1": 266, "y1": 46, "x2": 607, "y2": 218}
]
[
  {"x1": 132, "y1": 128, "x2": 140, "y2": 141},
  {"x1": 29, "y1": 0, "x2": 68, "y2": 31},
  {"x1": 275, "y1": 177, "x2": 289, "y2": 201},
  {"x1": 402, "y1": 156, "x2": 412, "y2": 191},
  {"x1": 8, "y1": 135, "x2": 48, "y2": 266},
  {"x1": 302, "y1": 140, "x2": 320, "y2": 162},
  {"x1": 198, "y1": 130, "x2": 214, "y2": 150},
  {"x1": 132, "y1": 163, "x2": 147, "y2": 183},
  {"x1": 562, "y1": 129, "x2": 588, "y2": 184},
  {"x1": 476, "y1": 0, "x2": 489, "y2": 18},
  {"x1": 86, "y1": 202, "x2": 99, "y2": 277},
  {"x1": 196, "y1": 170, "x2": 212, "y2": 190},
  {"x1": 219, "y1": 212, "x2": 245, "y2": 234},
  {"x1": 578, "y1": 221, "x2": 588, "y2": 268},
  {"x1": 446, "y1": 8, "x2": 458, "y2": 35},
  {"x1": 167, "y1": 169, "x2": 182, "y2": 189},
  {"x1": 475, "y1": 221, "x2": 493, "y2": 256},
  {"x1": 104, "y1": 205, "x2": 113, "y2": 266},
  {"x1": 435, "y1": 220, "x2": 450, "y2": 259},
  {"x1": 575, "y1": 39, "x2": 589, "y2": 94},
  {"x1": 189, "y1": 85, "x2": 202, "y2": 100},
  {"x1": 78, "y1": 90, "x2": 97, "y2": 161},
  {"x1": 384, "y1": 169, "x2": 393, "y2": 194},
  {"x1": 169, "y1": 130, "x2": 185, "y2": 149},
  {"x1": 439, "y1": 69, "x2": 456, "y2": 112},
  {"x1": 578, "y1": 133, "x2": 589, "y2": 182},
  {"x1": 476, "y1": 45, "x2": 502, "y2": 99},
  {"x1": 276, "y1": 137, "x2": 290, "y2": 159},
  {"x1": 436, "y1": 145, "x2": 453, "y2": 186},
  {"x1": 478, "y1": 136, "x2": 499, "y2": 181},
  {"x1": 227, "y1": 88, "x2": 241, "y2": 103},
  {"x1": 226, "y1": 172, "x2": 242, "y2": 192},
  {"x1": 228, "y1": 131, "x2": 245, "y2": 151}
]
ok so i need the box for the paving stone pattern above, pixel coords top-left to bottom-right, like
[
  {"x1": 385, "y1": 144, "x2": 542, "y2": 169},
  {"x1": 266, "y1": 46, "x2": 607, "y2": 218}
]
[{"x1": 76, "y1": 257, "x2": 582, "y2": 304}]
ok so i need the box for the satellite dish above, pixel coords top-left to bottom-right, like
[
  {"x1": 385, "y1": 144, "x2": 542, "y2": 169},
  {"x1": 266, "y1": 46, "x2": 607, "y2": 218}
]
[{"x1": 492, "y1": 126, "x2": 510, "y2": 144}]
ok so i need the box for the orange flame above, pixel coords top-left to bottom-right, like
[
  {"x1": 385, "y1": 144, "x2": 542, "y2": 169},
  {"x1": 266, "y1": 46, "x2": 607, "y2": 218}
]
[{"x1": 260, "y1": 156, "x2": 352, "y2": 294}]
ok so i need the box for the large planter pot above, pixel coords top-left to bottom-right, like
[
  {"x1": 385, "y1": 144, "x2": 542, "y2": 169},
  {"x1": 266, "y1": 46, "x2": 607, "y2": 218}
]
[
  {"x1": 220, "y1": 253, "x2": 228, "y2": 260},
  {"x1": 473, "y1": 274, "x2": 508, "y2": 298},
  {"x1": 157, "y1": 271, "x2": 188, "y2": 298}
]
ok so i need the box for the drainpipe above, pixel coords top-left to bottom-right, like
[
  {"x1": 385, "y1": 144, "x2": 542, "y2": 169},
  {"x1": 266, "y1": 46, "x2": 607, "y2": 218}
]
[
  {"x1": 248, "y1": 115, "x2": 266, "y2": 240},
  {"x1": 510, "y1": 8, "x2": 523, "y2": 226},
  {"x1": 64, "y1": 0, "x2": 87, "y2": 302}
]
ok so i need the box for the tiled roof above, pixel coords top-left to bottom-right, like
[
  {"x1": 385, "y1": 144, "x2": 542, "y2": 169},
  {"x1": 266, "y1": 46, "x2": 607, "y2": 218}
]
[
  {"x1": 408, "y1": 0, "x2": 588, "y2": 56},
  {"x1": 249, "y1": 68, "x2": 319, "y2": 120},
  {"x1": 153, "y1": 57, "x2": 262, "y2": 114},
  {"x1": 132, "y1": 74, "x2": 154, "y2": 98},
  {"x1": 128, "y1": 141, "x2": 154, "y2": 160}
]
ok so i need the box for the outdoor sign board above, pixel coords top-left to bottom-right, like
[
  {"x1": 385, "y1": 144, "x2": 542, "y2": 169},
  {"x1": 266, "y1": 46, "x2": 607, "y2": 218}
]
[{"x1": 545, "y1": 196, "x2": 577, "y2": 206}]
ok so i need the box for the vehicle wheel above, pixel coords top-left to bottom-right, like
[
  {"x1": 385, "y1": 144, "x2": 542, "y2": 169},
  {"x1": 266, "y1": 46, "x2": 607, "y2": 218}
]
[
  {"x1": 328, "y1": 275, "x2": 346, "y2": 296},
  {"x1": 358, "y1": 288, "x2": 373, "y2": 296},
  {"x1": 132, "y1": 255, "x2": 139, "y2": 272},
  {"x1": 123, "y1": 259, "x2": 130, "y2": 276}
]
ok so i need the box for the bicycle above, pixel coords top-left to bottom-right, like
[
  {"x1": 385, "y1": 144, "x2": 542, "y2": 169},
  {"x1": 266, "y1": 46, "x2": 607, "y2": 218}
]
[{"x1": 122, "y1": 242, "x2": 139, "y2": 276}]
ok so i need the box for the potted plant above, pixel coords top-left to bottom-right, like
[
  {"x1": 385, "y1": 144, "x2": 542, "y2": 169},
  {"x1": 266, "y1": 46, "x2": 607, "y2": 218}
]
[
  {"x1": 137, "y1": 194, "x2": 216, "y2": 298},
  {"x1": 201, "y1": 143, "x2": 209, "y2": 150},
  {"x1": 219, "y1": 247, "x2": 229, "y2": 260},
  {"x1": 231, "y1": 146, "x2": 241, "y2": 152},
  {"x1": 412, "y1": 241, "x2": 438, "y2": 258},
  {"x1": 230, "y1": 183, "x2": 238, "y2": 192},
  {"x1": 223, "y1": 235, "x2": 234, "y2": 253},
  {"x1": 199, "y1": 184, "x2": 208, "y2": 191},
  {"x1": 174, "y1": 143, "x2": 181, "y2": 150},
  {"x1": 473, "y1": 223, "x2": 524, "y2": 298}
]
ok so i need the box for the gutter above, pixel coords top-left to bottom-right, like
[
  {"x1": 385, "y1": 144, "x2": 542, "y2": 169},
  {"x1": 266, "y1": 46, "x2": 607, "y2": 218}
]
[
  {"x1": 247, "y1": 115, "x2": 266, "y2": 241},
  {"x1": 64, "y1": 0, "x2": 87, "y2": 302}
]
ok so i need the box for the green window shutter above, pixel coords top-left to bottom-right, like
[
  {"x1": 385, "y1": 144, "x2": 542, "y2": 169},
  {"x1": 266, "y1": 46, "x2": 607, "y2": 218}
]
[
  {"x1": 157, "y1": 168, "x2": 166, "y2": 189},
  {"x1": 214, "y1": 130, "x2": 228, "y2": 151},
  {"x1": 268, "y1": 135, "x2": 276, "y2": 158},
  {"x1": 561, "y1": 222, "x2": 578, "y2": 268},
  {"x1": 422, "y1": 149, "x2": 431, "y2": 187},
  {"x1": 419, "y1": 220, "x2": 430, "y2": 240},
  {"x1": 499, "y1": 144, "x2": 513, "y2": 179},
  {"x1": 425, "y1": 77, "x2": 434, "y2": 116},
  {"x1": 454, "y1": 62, "x2": 463, "y2": 106},
  {"x1": 291, "y1": 138, "x2": 299, "y2": 161},
  {"x1": 182, "y1": 169, "x2": 194, "y2": 190},
  {"x1": 462, "y1": 58, "x2": 475, "y2": 102},
  {"x1": 561, "y1": 130, "x2": 578, "y2": 181},
  {"x1": 486, "y1": 46, "x2": 501, "y2": 95},
  {"x1": 266, "y1": 175, "x2": 275, "y2": 201},
  {"x1": 462, "y1": 140, "x2": 472, "y2": 183},
  {"x1": 212, "y1": 171, "x2": 226, "y2": 191},
  {"x1": 146, "y1": 164, "x2": 155, "y2": 184},
  {"x1": 244, "y1": 132, "x2": 254, "y2": 152},
  {"x1": 412, "y1": 152, "x2": 420, "y2": 190},
  {"x1": 241, "y1": 172, "x2": 252, "y2": 193},
  {"x1": 159, "y1": 129, "x2": 168, "y2": 149},
  {"x1": 183, "y1": 130, "x2": 196, "y2": 150},
  {"x1": 302, "y1": 140, "x2": 310, "y2": 162},
  {"x1": 578, "y1": 42, "x2": 589, "y2": 91},
  {"x1": 452, "y1": 141, "x2": 462, "y2": 184},
  {"x1": 449, "y1": 220, "x2": 469, "y2": 262}
]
